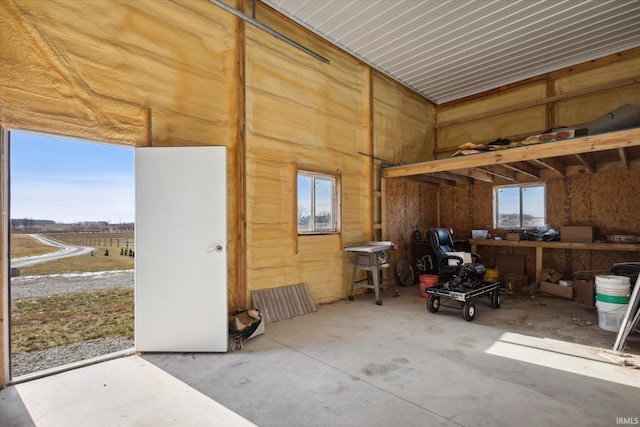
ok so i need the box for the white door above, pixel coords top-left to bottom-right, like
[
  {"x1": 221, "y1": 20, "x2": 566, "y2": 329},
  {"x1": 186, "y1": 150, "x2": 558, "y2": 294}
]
[{"x1": 135, "y1": 146, "x2": 227, "y2": 352}]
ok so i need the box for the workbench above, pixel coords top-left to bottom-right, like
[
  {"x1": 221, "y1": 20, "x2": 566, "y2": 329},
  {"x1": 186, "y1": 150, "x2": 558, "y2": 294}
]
[{"x1": 469, "y1": 239, "x2": 640, "y2": 279}]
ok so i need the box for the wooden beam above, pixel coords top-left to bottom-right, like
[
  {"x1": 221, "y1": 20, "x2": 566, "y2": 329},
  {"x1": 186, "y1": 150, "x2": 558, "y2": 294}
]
[
  {"x1": 453, "y1": 168, "x2": 494, "y2": 183},
  {"x1": 383, "y1": 128, "x2": 640, "y2": 179},
  {"x1": 430, "y1": 171, "x2": 474, "y2": 184},
  {"x1": 500, "y1": 161, "x2": 540, "y2": 179},
  {"x1": 574, "y1": 153, "x2": 596, "y2": 173},
  {"x1": 476, "y1": 165, "x2": 516, "y2": 181},
  {"x1": 530, "y1": 157, "x2": 566, "y2": 176},
  {"x1": 619, "y1": 147, "x2": 630, "y2": 170},
  {"x1": 413, "y1": 174, "x2": 455, "y2": 186}
]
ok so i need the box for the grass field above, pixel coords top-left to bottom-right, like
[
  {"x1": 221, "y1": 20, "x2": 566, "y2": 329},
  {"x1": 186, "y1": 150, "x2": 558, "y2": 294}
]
[
  {"x1": 11, "y1": 287, "x2": 134, "y2": 354},
  {"x1": 12, "y1": 233, "x2": 134, "y2": 275},
  {"x1": 11, "y1": 234, "x2": 60, "y2": 258},
  {"x1": 10, "y1": 232, "x2": 135, "y2": 360}
]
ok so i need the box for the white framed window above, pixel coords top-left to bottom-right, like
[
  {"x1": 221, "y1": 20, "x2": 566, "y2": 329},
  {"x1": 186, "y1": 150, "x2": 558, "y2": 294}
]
[
  {"x1": 494, "y1": 183, "x2": 546, "y2": 229},
  {"x1": 297, "y1": 170, "x2": 340, "y2": 234}
]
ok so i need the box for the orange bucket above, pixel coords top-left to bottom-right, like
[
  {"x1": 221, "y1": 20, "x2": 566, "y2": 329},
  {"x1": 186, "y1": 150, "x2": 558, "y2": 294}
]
[{"x1": 419, "y1": 274, "x2": 438, "y2": 298}]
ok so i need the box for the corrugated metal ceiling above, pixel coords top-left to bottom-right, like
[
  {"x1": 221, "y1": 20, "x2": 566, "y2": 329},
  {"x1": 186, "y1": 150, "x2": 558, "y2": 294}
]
[{"x1": 261, "y1": 0, "x2": 640, "y2": 104}]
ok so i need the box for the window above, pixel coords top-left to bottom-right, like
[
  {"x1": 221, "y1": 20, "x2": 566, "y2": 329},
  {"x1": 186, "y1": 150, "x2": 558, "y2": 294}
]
[
  {"x1": 297, "y1": 170, "x2": 339, "y2": 234},
  {"x1": 494, "y1": 183, "x2": 545, "y2": 229}
]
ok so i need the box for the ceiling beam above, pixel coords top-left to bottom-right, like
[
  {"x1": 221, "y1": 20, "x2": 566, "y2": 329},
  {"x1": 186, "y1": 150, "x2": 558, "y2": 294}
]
[
  {"x1": 500, "y1": 161, "x2": 540, "y2": 179},
  {"x1": 530, "y1": 157, "x2": 566, "y2": 176},
  {"x1": 475, "y1": 165, "x2": 517, "y2": 181},
  {"x1": 618, "y1": 147, "x2": 630, "y2": 170},
  {"x1": 429, "y1": 171, "x2": 474, "y2": 185},
  {"x1": 574, "y1": 153, "x2": 596, "y2": 173},
  {"x1": 451, "y1": 168, "x2": 494, "y2": 183}
]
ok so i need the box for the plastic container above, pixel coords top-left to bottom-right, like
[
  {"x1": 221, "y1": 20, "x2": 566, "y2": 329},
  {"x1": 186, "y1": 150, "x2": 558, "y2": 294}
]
[
  {"x1": 594, "y1": 275, "x2": 630, "y2": 331},
  {"x1": 484, "y1": 269, "x2": 499, "y2": 282},
  {"x1": 419, "y1": 274, "x2": 438, "y2": 299},
  {"x1": 595, "y1": 300, "x2": 628, "y2": 332}
]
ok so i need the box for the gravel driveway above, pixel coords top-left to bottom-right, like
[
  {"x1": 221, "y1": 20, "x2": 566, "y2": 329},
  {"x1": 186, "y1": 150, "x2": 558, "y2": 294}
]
[{"x1": 11, "y1": 270, "x2": 134, "y2": 300}]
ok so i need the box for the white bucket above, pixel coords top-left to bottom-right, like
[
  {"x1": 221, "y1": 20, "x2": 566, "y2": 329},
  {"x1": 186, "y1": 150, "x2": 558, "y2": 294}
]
[
  {"x1": 595, "y1": 300, "x2": 628, "y2": 332},
  {"x1": 595, "y1": 275, "x2": 630, "y2": 296}
]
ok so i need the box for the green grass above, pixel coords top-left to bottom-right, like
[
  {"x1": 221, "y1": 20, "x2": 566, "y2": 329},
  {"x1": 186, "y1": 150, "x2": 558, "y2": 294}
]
[{"x1": 11, "y1": 287, "x2": 134, "y2": 354}]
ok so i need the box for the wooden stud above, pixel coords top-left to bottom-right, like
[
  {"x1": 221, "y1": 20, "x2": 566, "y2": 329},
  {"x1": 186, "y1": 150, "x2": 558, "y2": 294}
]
[
  {"x1": 573, "y1": 153, "x2": 596, "y2": 173},
  {"x1": 618, "y1": 148, "x2": 630, "y2": 170}
]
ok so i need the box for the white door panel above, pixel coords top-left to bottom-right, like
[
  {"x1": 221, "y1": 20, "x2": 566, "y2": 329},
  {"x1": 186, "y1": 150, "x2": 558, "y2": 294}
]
[{"x1": 135, "y1": 146, "x2": 227, "y2": 352}]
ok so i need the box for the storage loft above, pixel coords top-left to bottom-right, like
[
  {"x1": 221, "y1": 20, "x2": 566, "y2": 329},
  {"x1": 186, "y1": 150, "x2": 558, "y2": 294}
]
[
  {"x1": 383, "y1": 127, "x2": 640, "y2": 183},
  {"x1": 381, "y1": 127, "x2": 640, "y2": 285}
]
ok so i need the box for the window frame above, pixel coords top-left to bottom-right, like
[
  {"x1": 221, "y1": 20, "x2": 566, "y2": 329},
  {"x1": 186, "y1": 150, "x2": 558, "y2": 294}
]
[
  {"x1": 296, "y1": 168, "x2": 341, "y2": 235},
  {"x1": 493, "y1": 182, "x2": 546, "y2": 229}
]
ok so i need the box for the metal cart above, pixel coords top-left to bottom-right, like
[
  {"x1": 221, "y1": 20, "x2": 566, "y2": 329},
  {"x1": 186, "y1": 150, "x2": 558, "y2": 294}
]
[
  {"x1": 424, "y1": 279, "x2": 500, "y2": 321},
  {"x1": 344, "y1": 242, "x2": 399, "y2": 305}
]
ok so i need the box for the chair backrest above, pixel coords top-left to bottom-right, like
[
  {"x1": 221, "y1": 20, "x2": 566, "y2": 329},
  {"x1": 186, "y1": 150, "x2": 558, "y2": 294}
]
[{"x1": 428, "y1": 228, "x2": 455, "y2": 262}]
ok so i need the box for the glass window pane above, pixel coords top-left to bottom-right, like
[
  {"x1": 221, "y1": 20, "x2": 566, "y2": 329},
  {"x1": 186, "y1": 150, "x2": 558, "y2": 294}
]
[
  {"x1": 497, "y1": 187, "x2": 520, "y2": 228},
  {"x1": 297, "y1": 175, "x2": 312, "y2": 231},
  {"x1": 522, "y1": 186, "x2": 545, "y2": 227},
  {"x1": 314, "y1": 178, "x2": 333, "y2": 230}
]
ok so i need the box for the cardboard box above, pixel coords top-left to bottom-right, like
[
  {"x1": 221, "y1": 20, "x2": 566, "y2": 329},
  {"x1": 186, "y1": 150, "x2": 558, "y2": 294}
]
[
  {"x1": 506, "y1": 232, "x2": 521, "y2": 241},
  {"x1": 540, "y1": 281, "x2": 574, "y2": 299},
  {"x1": 574, "y1": 279, "x2": 595, "y2": 306},
  {"x1": 495, "y1": 254, "x2": 525, "y2": 283},
  {"x1": 560, "y1": 226, "x2": 594, "y2": 243},
  {"x1": 504, "y1": 273, "x2": 529, "y2": 291}
]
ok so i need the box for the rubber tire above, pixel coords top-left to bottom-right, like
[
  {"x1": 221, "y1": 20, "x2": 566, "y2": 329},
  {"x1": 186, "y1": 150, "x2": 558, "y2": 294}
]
[
  {"x1": 427, "y1": 294, "x2": 440, "y2": 313},
  {"x1": 463, "y1": 300, "x2": 476, "y2": 321},
  {"x1": 491, "y1": 290, "x2": 501, "y2": 309}
]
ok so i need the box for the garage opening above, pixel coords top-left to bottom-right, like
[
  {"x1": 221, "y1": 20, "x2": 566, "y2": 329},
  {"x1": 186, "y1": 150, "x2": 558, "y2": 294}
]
[{"x1": 6, "y1": 130, "x2": 135, "y2": 381}]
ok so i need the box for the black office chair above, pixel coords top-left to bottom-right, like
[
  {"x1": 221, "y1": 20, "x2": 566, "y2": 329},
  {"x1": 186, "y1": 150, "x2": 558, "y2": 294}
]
[{"x1": 428, "y1": 228, "x2": 486, "y2": 281}]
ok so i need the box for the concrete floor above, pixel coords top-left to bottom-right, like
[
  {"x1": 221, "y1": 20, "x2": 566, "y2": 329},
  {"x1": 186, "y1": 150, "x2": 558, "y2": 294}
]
[{"x1": 1, "y1": 286, "x2": 639, "y2": 427}]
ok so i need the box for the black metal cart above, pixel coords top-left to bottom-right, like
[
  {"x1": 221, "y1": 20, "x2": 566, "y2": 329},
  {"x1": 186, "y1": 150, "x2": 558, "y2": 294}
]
[{"x1": 424, "y1": 280, "x2": 501, "y2": 321}]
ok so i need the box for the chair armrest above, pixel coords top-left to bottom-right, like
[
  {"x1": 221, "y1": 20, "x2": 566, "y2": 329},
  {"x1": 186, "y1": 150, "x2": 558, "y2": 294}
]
[{"x1": 470, "y1": 252, "x2": 482, "y2": 264}]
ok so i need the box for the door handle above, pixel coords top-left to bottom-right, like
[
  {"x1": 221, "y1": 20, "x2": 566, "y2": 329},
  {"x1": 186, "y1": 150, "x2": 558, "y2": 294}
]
[{"x1": 207, "y1": 245, "x2": 224, "y2": 253}]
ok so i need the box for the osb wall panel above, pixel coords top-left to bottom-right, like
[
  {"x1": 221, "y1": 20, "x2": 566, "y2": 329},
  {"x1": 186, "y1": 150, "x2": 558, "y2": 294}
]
[
  {"x1": 439, "y1": 170, "x2": 640, "y2": 281},
  {"x1": 243, "y1": 19, "x2": 372, "y2": 305},
  {"x1": 373, "y1": 73, "x2": 435, "y2": 164},
  {"x1": 384, "y1": 178, "x2": 438, "y2": 261}
]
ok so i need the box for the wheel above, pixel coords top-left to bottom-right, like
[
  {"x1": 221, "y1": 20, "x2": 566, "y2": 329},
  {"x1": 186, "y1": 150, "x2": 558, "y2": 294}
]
[
  {"x1": 463, "y1": 300, "x2": 476, "y2": 321},
  {"x1": 348, "y1": 296, "x2": 354, "y2": 301},
  {"x1": 427, "y1": 294, "x2": 440, "y2": 313},
  {"x1": 376, "y1": 300, "x2": 382, "y2": 306},
  {"x1": 491, "y1": 290, "x2": 501, "y2": 309}
]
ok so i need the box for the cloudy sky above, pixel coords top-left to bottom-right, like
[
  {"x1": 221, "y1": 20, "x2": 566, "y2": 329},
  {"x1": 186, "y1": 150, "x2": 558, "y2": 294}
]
[{"x1": 10, "y1": 131, "x2": 134, "y2": 224}]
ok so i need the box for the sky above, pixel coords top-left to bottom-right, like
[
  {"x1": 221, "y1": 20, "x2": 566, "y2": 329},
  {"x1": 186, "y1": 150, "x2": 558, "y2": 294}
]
[{"x1": 10, "y1": 131, "x2": 135, "y2": 224}]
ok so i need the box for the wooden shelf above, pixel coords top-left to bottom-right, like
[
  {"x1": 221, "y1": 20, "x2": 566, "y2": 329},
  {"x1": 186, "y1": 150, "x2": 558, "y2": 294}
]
[
  {"x1": 382, "y1": 127, "x2": 640, "y2": 184},
  {"x1": 469, "y1": 239, "x2": 640, "y2": 252},
  {"x1": 469, "y1": 238, "x2": 640, "y2": 279}
]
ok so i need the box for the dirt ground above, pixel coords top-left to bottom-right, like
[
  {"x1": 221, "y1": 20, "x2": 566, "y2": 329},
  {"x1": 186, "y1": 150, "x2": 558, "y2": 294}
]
[{"x1": 477, "y1": 290, "x2": 640, "y2": 355}]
